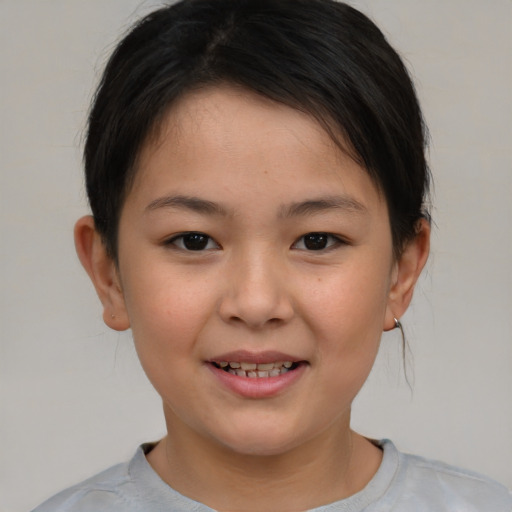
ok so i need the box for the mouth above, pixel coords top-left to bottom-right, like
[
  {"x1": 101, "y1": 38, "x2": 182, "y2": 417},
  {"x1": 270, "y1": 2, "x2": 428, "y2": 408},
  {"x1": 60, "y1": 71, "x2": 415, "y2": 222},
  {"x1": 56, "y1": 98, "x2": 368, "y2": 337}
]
[
  {"x1": 211, "y1": 360, "x2": 299, "y2": 378},
  {"x1": 206, "y1": 352, "x2": 307, "y2": 397}
]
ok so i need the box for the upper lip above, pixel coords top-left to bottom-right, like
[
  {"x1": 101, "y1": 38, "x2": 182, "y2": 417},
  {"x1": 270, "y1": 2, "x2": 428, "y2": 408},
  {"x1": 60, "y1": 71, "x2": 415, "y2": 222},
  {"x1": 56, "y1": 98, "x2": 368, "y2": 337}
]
[{"x1": 208, "y1": 350, "x2": 304, "y2": 364}]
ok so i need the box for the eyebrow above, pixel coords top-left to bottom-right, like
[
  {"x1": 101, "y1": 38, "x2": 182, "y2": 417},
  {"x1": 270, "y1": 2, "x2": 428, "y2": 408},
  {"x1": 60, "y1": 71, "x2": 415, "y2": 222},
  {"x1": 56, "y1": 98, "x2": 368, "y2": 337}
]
[
  {"x1": 145, "y1": 195, "x2": 230, "y2": 216},
  {"x1": 144, "y1": 194, "x2": 368, "y2": 218},
  {"x1": 279, "y1": 196, "x2": 368, "y2": 218}
]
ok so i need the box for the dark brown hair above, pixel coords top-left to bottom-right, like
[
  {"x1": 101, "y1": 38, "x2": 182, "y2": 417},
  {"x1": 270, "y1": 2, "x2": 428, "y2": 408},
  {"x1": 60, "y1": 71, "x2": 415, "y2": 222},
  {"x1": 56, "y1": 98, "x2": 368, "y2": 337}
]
[{"x1": 85, "y1": 0, "x2": 430, "y2": 260}]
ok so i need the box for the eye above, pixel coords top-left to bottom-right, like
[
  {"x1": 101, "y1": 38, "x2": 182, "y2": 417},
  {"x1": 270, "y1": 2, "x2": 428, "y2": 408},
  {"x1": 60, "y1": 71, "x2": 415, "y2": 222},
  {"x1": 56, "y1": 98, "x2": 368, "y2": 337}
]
[
  {"x1": 166, "y1": 232, "x2": 220, "y2": 251},
  {"x1": 292, "y1": 232, "x2": 343, "y2": 251}
]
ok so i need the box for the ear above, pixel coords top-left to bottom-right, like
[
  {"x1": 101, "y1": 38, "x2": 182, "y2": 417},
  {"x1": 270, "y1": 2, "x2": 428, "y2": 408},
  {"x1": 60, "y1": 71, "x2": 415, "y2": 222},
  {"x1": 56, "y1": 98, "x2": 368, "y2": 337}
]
[
  {"x1": 74, "y1": 215, "x2": 130, "y2": 331},
  {"x1": 384, "y1": 218, "x2": 430, "y2": 331}
]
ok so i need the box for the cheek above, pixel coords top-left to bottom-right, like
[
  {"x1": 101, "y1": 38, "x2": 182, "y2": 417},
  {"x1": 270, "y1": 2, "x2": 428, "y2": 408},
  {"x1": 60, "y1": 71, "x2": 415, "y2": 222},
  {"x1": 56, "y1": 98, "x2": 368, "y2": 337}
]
[
  {"x1": 302, "y1": 257, "x2": 391, "y2": 390},
  {"x1": 122, "y1": 272, "x2": 216, "y2": 405},
  {"x1": 120, "y1": 261, "x2": 217, "y2": 359},
  {"x1": 304, "y1": 258, "x2": 391, "y2": 338}
]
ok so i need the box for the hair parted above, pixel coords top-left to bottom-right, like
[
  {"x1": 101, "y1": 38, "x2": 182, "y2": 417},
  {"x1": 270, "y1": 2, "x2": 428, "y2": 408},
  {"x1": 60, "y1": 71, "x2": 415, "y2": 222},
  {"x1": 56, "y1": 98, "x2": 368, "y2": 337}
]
[{"x1": 85, "y1": 0, "x2": 431, "y2": 260}]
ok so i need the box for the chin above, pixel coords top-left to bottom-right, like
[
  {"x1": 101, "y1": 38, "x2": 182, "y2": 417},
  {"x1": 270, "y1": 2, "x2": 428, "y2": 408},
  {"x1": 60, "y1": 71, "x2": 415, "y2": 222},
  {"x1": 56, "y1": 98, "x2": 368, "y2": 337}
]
[
  {"x1": 214, "y1": 422, "x2": 311, "y2": 458},
  {"x1": 223, "y1": 439, "x2": 298, "y2": 458}
]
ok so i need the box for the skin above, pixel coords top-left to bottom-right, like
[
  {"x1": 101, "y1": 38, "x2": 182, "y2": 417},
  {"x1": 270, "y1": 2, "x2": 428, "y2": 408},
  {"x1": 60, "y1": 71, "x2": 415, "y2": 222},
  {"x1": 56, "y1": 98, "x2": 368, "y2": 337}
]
[{"x1": 75, "y1": 85, "x2": 430, "y2": 511}]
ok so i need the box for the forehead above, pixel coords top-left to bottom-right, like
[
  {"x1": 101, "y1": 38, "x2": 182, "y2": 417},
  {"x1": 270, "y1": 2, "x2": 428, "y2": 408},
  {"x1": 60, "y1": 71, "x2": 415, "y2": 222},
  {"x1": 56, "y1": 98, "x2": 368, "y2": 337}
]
[
  {"x1": 141, "y1": 85, "x2": 337, "y2": 168},
  {"x1": 132, "y1": 85, "x2": 385, "y2": 214}
]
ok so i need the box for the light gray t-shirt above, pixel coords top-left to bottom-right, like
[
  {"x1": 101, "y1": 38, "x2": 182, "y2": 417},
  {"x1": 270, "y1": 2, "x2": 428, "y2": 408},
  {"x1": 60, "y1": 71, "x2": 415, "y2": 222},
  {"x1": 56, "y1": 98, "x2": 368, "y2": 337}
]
[{"x1": 32, "y1": 440, "x2": 511, "y2": 511}]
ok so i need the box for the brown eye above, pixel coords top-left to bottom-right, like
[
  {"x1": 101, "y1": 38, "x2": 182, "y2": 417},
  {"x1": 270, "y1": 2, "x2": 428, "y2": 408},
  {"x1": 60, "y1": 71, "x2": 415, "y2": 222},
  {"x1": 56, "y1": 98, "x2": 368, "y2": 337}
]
[
  {"x1": 305, "y1": 233, "x2": 329, "y2": 250},
  {"x1": 168, "y1": 232, "x2": 219, "y2": 251},
  {"x1": 293, "y1": 232, "x2": 342, "y2": 251},
  {"x1": 182, "y1": 233, "x2": 210, "y2": 250}
]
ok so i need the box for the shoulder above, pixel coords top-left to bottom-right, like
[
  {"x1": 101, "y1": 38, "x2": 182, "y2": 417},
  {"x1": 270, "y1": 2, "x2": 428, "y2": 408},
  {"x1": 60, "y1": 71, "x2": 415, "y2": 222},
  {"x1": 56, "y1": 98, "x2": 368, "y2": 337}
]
[
  {"x1": 388, "y1": 441, "x2": 512, "y2": 511},
  {"x1": 31, "y1": 444, "x2": 212, "y2": 512},
  {"x1": 31, "y1": 456, "x2": 136, "y2": 512}
]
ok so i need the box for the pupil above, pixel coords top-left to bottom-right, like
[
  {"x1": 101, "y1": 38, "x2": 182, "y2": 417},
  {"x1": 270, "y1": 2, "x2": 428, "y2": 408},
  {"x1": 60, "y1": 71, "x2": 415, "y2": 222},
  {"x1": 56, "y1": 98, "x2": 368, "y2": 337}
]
[
  {"x1": 304, "y1": 233, "x2": 328, "y2": 250},
  {"x1": 183, "y1": 233, "x2": 208, "y2": 250}
]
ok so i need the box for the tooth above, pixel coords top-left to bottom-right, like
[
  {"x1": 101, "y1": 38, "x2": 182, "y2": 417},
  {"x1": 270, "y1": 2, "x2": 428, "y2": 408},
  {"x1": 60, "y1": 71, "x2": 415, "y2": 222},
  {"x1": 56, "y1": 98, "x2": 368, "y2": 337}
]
[
  {"x1": 236, "y1": 369, "x2": 246, "y2": 377},
  {"x1": 280, "y1": 367, "x2": 289, "y2": 374},
  {"x1": 240, "y1": 362, "x2": 257, "y2": 371},
  {"x1": 228, "y1": 369, "x2": 237, "y2": 375},
  {"x1": 269, "y1": 369, "x2": 281, "y2": 377},
  {"x1": 257, "y1": 371, "x2": 269, "y2": 378},
  {"x1": 256, "y1": 363, "x2": 274, "y2": 371},
  {"x1": 229, "y1": 362, "x2": 241, "y2": 369},
  {"x1": 219, "y1": 362, "x2": 229, "y2": 368},
  {"x1": 283, "y1": 361, "x2": 293, "y2": 368},
  {"x1": 247, "y1": 371, "x2": 258, "y2": 378}
]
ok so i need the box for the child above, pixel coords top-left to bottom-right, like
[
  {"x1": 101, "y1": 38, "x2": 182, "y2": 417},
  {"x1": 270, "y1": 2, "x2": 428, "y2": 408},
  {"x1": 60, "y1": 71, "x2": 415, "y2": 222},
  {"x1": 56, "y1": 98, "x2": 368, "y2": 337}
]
[{"x1": 32, "y1": 0, "x2": 511, "y2": 510}]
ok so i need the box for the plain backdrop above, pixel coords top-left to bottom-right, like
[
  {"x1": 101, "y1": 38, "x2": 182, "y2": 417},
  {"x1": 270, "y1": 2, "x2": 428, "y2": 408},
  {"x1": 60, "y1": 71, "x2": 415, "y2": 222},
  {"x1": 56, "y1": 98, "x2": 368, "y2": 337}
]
[{"x1": 1, "y1": 1, "x2": 511, "y2": 511}]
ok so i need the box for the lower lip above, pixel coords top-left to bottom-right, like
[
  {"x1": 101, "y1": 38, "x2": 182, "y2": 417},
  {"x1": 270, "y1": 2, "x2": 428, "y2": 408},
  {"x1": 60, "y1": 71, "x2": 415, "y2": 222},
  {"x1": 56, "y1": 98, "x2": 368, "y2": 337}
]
[{"x1": 207, "y1": 363, "x2": 307, "y2": 399}]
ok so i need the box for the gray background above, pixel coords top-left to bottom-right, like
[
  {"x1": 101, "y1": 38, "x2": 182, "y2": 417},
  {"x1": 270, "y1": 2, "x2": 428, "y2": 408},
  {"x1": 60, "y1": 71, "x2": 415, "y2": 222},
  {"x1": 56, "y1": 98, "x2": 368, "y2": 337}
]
[{"x1": 1, "y1": 1, "x2": 511, "y2": 510}]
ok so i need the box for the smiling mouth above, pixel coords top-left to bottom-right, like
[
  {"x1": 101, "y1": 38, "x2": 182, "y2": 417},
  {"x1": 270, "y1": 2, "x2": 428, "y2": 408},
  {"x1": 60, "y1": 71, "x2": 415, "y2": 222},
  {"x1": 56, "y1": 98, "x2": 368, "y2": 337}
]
[{"x1": 211, "y1": 361, "x2": 300, "y2": 378}]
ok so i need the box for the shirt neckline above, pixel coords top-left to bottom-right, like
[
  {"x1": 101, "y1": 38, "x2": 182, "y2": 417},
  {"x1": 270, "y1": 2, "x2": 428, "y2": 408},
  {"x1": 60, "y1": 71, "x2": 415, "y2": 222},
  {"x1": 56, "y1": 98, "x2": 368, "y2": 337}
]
[{"x1": 128, "y1": 439, "x2": 400, "y2": 511}]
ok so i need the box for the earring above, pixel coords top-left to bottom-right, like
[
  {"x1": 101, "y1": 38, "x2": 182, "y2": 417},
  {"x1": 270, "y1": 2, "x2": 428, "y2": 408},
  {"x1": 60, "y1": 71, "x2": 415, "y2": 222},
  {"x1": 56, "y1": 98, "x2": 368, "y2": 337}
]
[{"x1": 394, "y1": 317, "x2": 405, "y2": 344}]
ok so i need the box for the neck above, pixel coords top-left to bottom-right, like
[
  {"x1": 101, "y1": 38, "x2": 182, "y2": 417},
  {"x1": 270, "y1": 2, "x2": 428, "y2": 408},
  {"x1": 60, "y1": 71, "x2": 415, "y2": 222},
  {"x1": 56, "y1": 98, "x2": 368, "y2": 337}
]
[{"x1": 146, "y1": 408, "x2": 382, "y2": 511}]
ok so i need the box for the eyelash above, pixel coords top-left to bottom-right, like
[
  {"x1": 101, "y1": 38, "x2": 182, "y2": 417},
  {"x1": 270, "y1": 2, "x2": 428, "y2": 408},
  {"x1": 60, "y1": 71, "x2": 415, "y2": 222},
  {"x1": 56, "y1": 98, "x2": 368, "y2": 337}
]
[
  {"x1": 165, "y1": 232, "x2": 220, "y2": 251},
  {"x1": 292, "y1": 233, "x2": 346, "y2": 251},
  {"x1": 165, "y1": 231, "x2": 346, "y2": 252}
]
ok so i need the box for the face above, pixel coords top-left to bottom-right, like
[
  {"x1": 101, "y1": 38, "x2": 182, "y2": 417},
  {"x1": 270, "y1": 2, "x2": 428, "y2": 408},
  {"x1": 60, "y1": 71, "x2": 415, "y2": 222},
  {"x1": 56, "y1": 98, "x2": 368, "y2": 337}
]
[{"x1": 115, "y1": 86, "x2": 396, "y2": 456}]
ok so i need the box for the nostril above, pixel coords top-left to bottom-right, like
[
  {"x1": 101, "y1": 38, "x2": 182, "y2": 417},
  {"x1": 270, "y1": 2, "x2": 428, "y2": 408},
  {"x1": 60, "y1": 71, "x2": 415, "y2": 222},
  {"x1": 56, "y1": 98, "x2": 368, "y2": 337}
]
[{"x1": 227, "y1": 315, "x2": 286, "y2": 329}]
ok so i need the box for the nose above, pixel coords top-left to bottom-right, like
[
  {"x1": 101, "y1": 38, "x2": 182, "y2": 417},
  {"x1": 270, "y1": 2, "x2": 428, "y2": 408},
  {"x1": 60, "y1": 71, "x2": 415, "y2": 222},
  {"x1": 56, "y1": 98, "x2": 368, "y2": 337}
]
[{"x1": 218, "y1": 249, "x2": 295, "y2": 329}]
